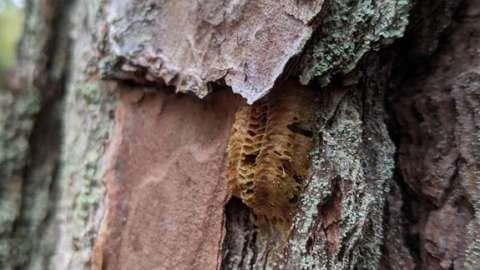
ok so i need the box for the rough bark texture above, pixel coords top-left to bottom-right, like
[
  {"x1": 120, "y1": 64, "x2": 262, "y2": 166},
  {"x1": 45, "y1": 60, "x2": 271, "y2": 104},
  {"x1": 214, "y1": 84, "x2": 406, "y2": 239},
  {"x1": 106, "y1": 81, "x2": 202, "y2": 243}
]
[
  {"x1": 385, "y1": 0, "x2": 480, "y2": 268},
  {"x1": 97, "y1": 0, "x2": 408, "y2": 104},
  {"x1": 222, "y1": 78, "x2": 395, "y2": 269},
  {"x1": 49, "y1": 1, "x2": 117, "y2": 269},
  {"x1": 0, "y1": 0, "x2": 479, "y2": 269},
  {"x1": 0, "y1": 0, "x2": 72, "y2": 269},
  {"x1": 98, "y1": 0, "x2": 324, "y2": 104}
]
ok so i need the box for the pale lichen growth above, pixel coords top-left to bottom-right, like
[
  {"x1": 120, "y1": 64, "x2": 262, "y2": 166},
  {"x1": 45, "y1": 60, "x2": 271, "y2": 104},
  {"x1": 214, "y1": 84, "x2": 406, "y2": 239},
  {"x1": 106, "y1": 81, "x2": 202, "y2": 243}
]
[
  {"x1": 465, "y1": 201, "x2": 480, "y2": 269},
  {"x1": 279, "y1": 87, "x2": 395, "y2": 269},
  {"x1": 53, "y1": 79, "x2": 115, "y2": 268},
  {"x1": 0, "y1": 88, "x2": 40, "y2": 268},
  {"x1": 0, "y1": 90, "x2": 40, "y2": 177},
  {"x1": 456, "y1": 73, "x2": 480, "y2": 269},
  {"x1": 300, "y1": 0, "x2": 411, "y2": 85}
]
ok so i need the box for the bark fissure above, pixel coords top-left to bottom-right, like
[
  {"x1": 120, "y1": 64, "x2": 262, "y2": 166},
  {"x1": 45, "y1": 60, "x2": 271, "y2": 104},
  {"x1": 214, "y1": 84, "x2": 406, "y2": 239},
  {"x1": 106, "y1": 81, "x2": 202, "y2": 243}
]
[
  {"x1": 0, "y1": 0, "x2": 74, "y2": 268},
  {"x1": 384, "y1": 0, "x2": 480, "y2": 268}
]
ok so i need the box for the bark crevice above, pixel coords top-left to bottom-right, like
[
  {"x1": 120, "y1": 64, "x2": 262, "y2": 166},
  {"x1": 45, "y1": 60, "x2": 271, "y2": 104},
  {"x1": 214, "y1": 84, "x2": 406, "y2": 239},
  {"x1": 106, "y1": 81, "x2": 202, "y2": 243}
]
[
  {"x1": 0, "y1": 0, "x2": 74, "y2": 268},
  {"x1": 384, "y1": 0, "x2": 479, "y2": 268}
]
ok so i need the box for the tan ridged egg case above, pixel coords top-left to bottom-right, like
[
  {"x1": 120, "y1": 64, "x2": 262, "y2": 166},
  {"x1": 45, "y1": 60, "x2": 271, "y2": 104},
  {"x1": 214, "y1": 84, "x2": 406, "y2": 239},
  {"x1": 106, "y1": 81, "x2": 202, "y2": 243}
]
[{"x1": 227, "y1": 81, "x2": 317, "y2": 232}]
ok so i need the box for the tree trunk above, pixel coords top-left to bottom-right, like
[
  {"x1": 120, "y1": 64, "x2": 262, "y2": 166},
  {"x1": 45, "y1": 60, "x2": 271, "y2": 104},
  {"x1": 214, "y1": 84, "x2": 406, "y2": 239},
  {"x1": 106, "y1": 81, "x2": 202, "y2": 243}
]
[{"x1": 0, "y1": 0, "x2": 478, "y2": 269}]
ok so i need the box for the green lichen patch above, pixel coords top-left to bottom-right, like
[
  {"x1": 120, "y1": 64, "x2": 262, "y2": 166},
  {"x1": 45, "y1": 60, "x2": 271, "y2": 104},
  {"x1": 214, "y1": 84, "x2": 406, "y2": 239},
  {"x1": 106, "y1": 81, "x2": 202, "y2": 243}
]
[
  {"x1": 0, "y1": 89, "x2": 40, "y2": 175},
  {"x1": 57, "y1": 79, "x2": 115, "y2": 267},
  {"x1": 300, "y1": 0, "x2": 411, "y2": 85},
  {"x1": 0, "y1": 88, "x2": 40, "y2": 268},
  {"x1": 265, "y1": 86, "x2": 396, "y2": 269}
]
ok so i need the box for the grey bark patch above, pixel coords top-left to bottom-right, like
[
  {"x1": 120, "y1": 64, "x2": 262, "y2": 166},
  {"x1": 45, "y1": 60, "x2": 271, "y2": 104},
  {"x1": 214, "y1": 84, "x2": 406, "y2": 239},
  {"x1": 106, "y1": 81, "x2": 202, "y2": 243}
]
[{"x1": 98, "y1": 0, "x2": 324, "y2": 104}]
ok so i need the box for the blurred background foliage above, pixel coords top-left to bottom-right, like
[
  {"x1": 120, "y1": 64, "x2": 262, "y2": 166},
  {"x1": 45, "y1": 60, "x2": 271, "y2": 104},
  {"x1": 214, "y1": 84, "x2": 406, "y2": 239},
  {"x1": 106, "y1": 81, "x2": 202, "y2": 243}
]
[{"x1": 0, "y1": 0, "x2": 24, "y2": 72}]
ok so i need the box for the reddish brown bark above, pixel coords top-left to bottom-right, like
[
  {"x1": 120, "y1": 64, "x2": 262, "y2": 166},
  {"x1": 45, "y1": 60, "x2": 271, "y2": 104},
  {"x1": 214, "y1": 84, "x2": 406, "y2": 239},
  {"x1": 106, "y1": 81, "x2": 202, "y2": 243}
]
[{"x1": 93, "y1": 88, "x2": 240, "y2": 270}]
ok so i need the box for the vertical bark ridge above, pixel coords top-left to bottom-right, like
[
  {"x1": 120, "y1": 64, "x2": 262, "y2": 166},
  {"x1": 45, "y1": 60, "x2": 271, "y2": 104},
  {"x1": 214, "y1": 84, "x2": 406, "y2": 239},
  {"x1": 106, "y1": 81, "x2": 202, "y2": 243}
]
[
  {"x1": 385, "y1": 0, "x2": 479, "y2": 268},
  {"x1": 0, "y1": 0, "x2": 74, "y2": 269}
]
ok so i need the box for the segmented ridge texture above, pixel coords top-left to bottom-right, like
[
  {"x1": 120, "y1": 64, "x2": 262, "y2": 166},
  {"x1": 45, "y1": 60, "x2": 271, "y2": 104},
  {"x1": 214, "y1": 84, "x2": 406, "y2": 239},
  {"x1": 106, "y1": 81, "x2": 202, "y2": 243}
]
[
  {"x1": 227, "y1": 83, "x2": 316, "y2": 230},
  {"x1": 227, "y1": 99, "x2": 268, "y2": 197}
]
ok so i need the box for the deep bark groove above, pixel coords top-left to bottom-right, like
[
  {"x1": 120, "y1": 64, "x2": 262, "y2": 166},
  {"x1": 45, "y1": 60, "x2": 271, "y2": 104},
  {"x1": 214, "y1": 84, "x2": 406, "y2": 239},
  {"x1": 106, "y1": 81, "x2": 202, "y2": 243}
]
[
  {"x1": 0, "y1": 0, "x2": 74, "y2": 269},
  {"x1": 385, "y1": 0, "x2": 480, "y2": 268}
]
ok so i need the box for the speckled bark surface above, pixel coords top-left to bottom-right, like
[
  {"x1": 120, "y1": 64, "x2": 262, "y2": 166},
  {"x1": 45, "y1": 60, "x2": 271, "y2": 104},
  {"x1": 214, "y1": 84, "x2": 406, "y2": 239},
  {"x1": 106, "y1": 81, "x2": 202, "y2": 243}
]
[
  {"x1": 222, "y1": 72, "x2": 395, "y2": 270},
  {"x1": 0, "y1": 0, "x2": 72, "y2": 269}
]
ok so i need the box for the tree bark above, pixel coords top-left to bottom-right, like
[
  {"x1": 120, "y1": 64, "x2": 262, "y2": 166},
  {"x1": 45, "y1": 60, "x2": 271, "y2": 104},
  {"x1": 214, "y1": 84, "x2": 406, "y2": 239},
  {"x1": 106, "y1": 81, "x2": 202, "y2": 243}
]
[{"x1": 0, "y1": 0, "x2": 478, "y2": 269}]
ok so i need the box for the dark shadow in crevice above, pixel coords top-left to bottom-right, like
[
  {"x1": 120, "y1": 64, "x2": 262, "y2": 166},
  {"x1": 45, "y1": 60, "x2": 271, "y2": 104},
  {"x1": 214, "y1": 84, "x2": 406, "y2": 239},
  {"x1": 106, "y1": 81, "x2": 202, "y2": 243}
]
[{"x1": 221, "y1": 197, "x2": 258, "y2": 270}]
